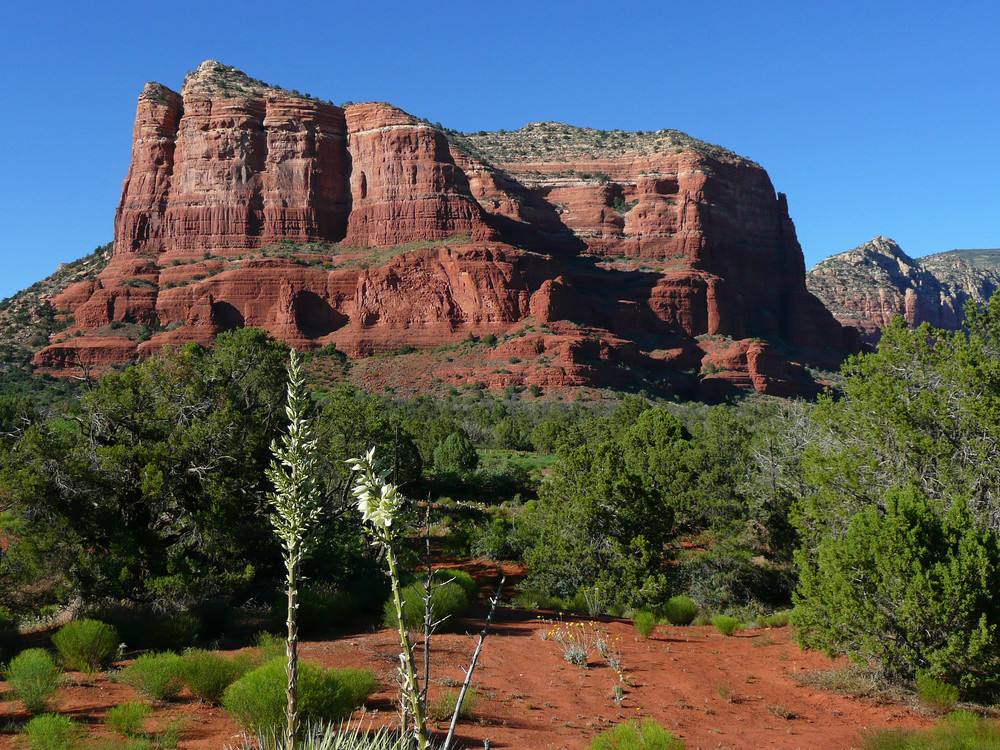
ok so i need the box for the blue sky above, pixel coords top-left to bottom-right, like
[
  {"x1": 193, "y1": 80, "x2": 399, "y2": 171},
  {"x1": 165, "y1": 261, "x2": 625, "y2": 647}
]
[{"x1": 2, "y1": 0, "x2": 998, "y2": 301}]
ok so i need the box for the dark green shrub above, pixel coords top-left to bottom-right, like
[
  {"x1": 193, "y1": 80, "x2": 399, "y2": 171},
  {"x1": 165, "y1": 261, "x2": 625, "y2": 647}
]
[
  {"x1": 433, "y1": 431, "x2": 479, "y2": 477},
  {"x1": 20, "y1": 714, "x2": 81, "y2": 750},
  {"x1": 5, "y1": 648, "x2": 63, "y2": 714},
  {"x1": 428, "y1": 689, "x2": 478, "y2": 722},
  {"x1": 794, "y1": 488, "x2": 1000, "y2": 694},
  {"x1": 712, "y1": 615, "x2": 739, "y2": 636},
  {"x1": 221, "y1": 657, "x2": 378, "y2": 732},
  {"x1": 104, "y1": 701, "x2": 151, "y2": 736},
  {"x1": 177, "y1": 650, "x2": 251, "y2": 703},
  {"x1": 51, "y1": 619, "x2": 119, "y2": 674},
  {"x1": 0, "y1": 606, "x2": 19, "y2": 661},
  {"x1": 587, "y1": 719, "x2": 687, "y2": 749},
  {"x1": 382, "y1": 581, "x2": 468, "y2": 632},
  {"x1": 663, "y1": 596, "x2": 698, "y2": 626},
  {"x1": 268, "y1": 589, "x2": 357, "y2": 634},
  {"x1": 634, "y1": 611, "x2": 657, "y2": 639},
  {"x1": 916, "y1": 674, "x2": 959, "y2": 714},
  {"x1": 116, "y1": 652, "x2": 183, "y2": 701}
]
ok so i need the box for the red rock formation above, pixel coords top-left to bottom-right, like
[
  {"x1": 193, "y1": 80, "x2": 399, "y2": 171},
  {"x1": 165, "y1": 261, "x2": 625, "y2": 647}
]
[
  {"x1": 31, "y1": 62, "x2": 861, "y2": 398},
  {"x1": 807, "y1": 237, "x2": 1000, "y2": 344},
  {"x1": 344, "y1": 103, "x2": 492, "y2": 247}
]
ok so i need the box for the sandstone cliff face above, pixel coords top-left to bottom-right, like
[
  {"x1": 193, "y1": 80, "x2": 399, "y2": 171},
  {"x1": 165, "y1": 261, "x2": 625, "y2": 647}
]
[
  {"x1": 806, "y1": 237, "x2": 1000, "y2": 344},
  {"x1": 30, "y1": 62, "x2": 860, "y2": 398}
]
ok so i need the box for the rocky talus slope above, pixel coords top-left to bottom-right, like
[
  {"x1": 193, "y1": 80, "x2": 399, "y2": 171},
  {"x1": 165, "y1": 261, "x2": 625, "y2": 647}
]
[
  {"x1": 13, "y1": 60, "x2": 860, "y2": 397},
  {"x1": 807, "y1": 237, "x2": 1000, "y2": 344}
]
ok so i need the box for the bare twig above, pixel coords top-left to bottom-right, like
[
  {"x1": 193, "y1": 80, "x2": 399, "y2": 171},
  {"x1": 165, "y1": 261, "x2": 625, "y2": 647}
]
[{"x1": 441, "y1": 575, "x2": 506, "y2": 750}]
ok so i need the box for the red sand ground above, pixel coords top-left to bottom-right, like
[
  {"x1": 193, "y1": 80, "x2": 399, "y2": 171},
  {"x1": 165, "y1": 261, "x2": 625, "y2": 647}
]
[{"x1": 0, "y1": 604, "x2": 933, "y2": 750}]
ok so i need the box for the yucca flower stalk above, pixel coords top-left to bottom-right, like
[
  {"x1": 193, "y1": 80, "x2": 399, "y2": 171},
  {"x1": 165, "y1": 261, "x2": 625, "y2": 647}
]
[
  {"x1": 346, "y1": 449, "x2": 430, "y2": 750},
  {"x1": 266, "y1": 350, "x2": 324, "y2": 750}
]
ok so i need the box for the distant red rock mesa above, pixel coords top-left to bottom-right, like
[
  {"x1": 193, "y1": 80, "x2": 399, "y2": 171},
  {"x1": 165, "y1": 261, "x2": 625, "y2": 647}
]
[{"x1": 35, "y1": 60, "x2": 860, "y2": 397}]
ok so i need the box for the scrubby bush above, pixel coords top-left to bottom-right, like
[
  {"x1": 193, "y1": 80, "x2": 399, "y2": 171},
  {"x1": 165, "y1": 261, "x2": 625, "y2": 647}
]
[
  {"x1": 428, "y1": 688, "x2": 479, "y2": 722},
  {"x1": 587, "y1": 719, "x2": 687, "y2": 749},
  {"x1": 116, "y1": 652, "x2": 183, "y2": 701},
  {"x1": 433, "y1": 430, "x2": 479, "y2": 478},
  {"x1": 268, "y1": 588, "x2": 357, "y2": 634},
  {"x1": 20, "y1": 714, "x2": 81, "y2": 750},
  {"x1": 634, "y1": 611, "x2": 657, "y2": 639},
  {"x1": 382, "y1": 581, "x2": 468, "y2": 632},
  {"x1": 0, "y1": 606, "x2": 19, "y2": 660},
  {"x1": 90, "y1": 606, "x2": 200, "y2": 652},
  {"x1": 432, "y1": 569, "x2": 477, "y2": 598},
  {"x1": 794, "y1": 488, "x2": 1000, "y2": 694},
  {"x1": 859, "y1": 711, "x2": 1000, "y2": 749},
  {"x1": 221, "y1": 657, "x2": 378, "y2": 733},
  {"x1": 5, "y1": 648, "x2": 63, "y2": 714},
  {"x1": 916, "y1": 674, "x2": 960, "y2": 714},
  {"x1": 662, "y1": 596, "x2": 698, "y2": 626},
  {"x1": 763, "y1": 610, "x2": 791, "y2": 628},
  {"x1": 712, "y1": 615, "x2": 739, "y2": 636},
  {"x1": 51, "y1": 619, "x2": 119, "y2": 674},
  {"x1": 177, "y1": 649, "x2": 250, "y2": 703},
  {"x1": 104, "y1": 701, "x2": 151, "y2": 736}
]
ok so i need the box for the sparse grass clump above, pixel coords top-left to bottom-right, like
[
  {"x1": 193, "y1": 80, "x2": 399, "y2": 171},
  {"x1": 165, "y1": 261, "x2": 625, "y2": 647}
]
[
  {"x1": 915, "y1": 674, "x2": 960, "y2": 714},
  {"x1": 662, "y1": 596, "x2": 698, "y2": 626},
  {"x1": 51, "y1": 619, "x2": 119, "y2": 674},
  {"x1": 116, "y1": 652, "x2": 184, "y2": 701},
  {"x1": 104, "y1": 701, "x2": 152, "y2": 737},
  {"x1": 428, "y1": 688, "x2": 479, "y2": 722},
  {"x1": 711, "y1": 615, "x2": 739, "y2": 636},
  {"x1": 5, "y1": 648, "x2": 63, "y2": 715},
  {"x1": 586, "y1": 718, "x2": 687, "y2": 749},
  {"x1": 221, "y1": 657, "x2": 378, "y2": 733},
  {"x1": 633, "y1": 611, "x2": 657, "y2": 639},
  {"x1": 20, "y1": 714, "x2": 81, "y2": 750}
]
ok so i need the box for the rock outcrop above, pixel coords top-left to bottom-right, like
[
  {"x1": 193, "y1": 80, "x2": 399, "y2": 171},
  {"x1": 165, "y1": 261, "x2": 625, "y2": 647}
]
[
  {"x1": 28, "y1": 61, "x2": 861, "y2": 398},
  {"x1": 807, "y1": 237, "x2": 1000, "y2": 344}
]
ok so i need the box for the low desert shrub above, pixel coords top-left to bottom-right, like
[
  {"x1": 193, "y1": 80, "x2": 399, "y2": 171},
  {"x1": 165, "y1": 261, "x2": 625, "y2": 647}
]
[
  {"x1": 662, "y1": 596, "x2": 698, "y2": 626},
  {"x1": 433, "y1": 569, "x2": 477, "y2": 598},
  {"x1": 20, "y1": 714, "x2": 81, "y2": 750},
  {"x1": 51, "y1": 619, "x2": 119, "y2": 674},
  {"x1": 5, "y1": 648, "x2": 63, "y2": 715},
  {"x1": 177, "y1": 649, "x2": 251, "y2": 703},
  {"x1": 221, "y1": 657, "x2": 378, "y2": 733},
  {"x1": 428, "y1": 688, "x2": 479, "y2": 722},
  {"x1": 634, "y1": 611, "x2": 657, "y2": 639},
  {"x1": 915, "y1": 674, "x2": 960, "y2": 714},
  {"x1": 587, "y1": 718, "x2": 687, "y2": 749},
  {"x1": 858, "y1": 710, "x2": 1000, "y2": 749},
  {"x1": 116, "y1": 652, "x2": 184, "y2": 701},
  {"x1": 712, "y1": 615, "x2": 739, "y2": 636},
  {"x1": 382, "y1": 581, "x2": 468, "y2": 632},
  {"x1": 763, "y1": 610, "x2": 791, "y2": 628},
  {"x1": 104, "y1": 701, "x2": 152, "y2": 737}
]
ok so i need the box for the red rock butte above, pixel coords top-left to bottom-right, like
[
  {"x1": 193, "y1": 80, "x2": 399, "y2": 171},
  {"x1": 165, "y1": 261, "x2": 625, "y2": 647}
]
[{"x1": 34, "y1": 60, "x2": 861, "y2": 396}]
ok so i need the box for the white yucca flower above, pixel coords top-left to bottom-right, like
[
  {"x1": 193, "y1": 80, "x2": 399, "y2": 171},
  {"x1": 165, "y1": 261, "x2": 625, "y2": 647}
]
[{"x1": 347, "y1": 448, "x2": 402, "y2": 532}]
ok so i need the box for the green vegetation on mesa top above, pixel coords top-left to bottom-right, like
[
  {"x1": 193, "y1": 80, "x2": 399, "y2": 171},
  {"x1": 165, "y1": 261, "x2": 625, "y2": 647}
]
[
  {"x1": 179, "y1": 60, "x2": 331, "y2": 104},
  {"x1": 444, "y1": 121, "x2": 758, "y2": 168}
]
